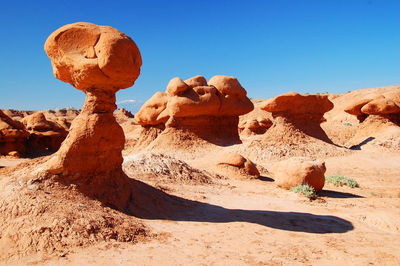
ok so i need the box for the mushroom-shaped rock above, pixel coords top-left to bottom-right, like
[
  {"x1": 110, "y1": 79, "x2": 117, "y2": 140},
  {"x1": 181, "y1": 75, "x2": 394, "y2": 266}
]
[
  {"x1": 42, "y1": 22, "x2": 142, "y2": 209},
  {"x1": 343, "y1": 92, "x2": 400, "y2": 149},
  {"x1": 361, "y1": 98, "x2": 400, "y2": 115},
  {"x1": 45, "y1": 22, "x2": 141, "y2": 91},
  {"x1": 0, "y1": 110, "x2": 29, "y2": 155},
  {"x1": 261, "y1": 92, "x2": 333, "y2": 115},
  {"x1": 134, "y1": 75, "x2": 254, "y2": 147},
  {"x1": 344, "y1": 93, "x2": 400, "y2": 124},
  {"x1": 260, "y1": 92, "x2": 333, "y2": 143},
  {"x1": 22, "y1": 112, "x2": 68, "y2": 153},
  {"x1": 216, "y1": 153, "x2": 260, "y2": 178},
  {"x1": 272, "y1": 157, "x2": 326, "y2": 192}
]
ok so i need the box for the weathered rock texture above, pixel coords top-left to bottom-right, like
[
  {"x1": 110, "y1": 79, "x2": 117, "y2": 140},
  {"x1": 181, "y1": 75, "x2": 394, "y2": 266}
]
[
  {"x1": 272, "y1": 157, "x2": 326, "y2": 192},
  {"x1": 134, "y1": 75, "x2": 254, "y2": 148},
  {"x1": 344, "y1": 92, "x2": 400, "y2": 123},
  {"x1": 0, "y1": 110, "x2": 29, "y2": 155},
  {"x1": 216, "y1": 153, "x2": 260, "y2": 178},
  {"x1": 343, "y1": 90, "x2": 400, "y2": 149},
  {"x1": 260, "y1": 92, "x2": 334, "y2": 143},
  {"x1": 22, "y1": 112, "x2": 68, "y2": 154},
  {"x1": 42, "y1": 22, "x2": 142, "y2": 209}
]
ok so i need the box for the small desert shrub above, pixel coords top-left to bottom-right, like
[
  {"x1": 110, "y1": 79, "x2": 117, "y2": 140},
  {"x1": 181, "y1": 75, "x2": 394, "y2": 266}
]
[
  {"x1": 290, "y1": 185, "x2": 317, "y2": 199},
  {"x1": 326, "y1": 175, "x2": 359, "y2": 188},
  {"x1": 343, "y1": 122, "x2": 353, "y2": 127}
]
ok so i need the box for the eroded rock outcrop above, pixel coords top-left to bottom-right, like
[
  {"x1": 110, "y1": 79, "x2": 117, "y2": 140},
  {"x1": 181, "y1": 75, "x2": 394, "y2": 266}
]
[
  {"x1": 41, "y1": 22, "x2": 142, "y2": 209},
  {"x1": 22, "y1": 112, "x2": 68, "y2": 154},
  {"x1": 260, "y1": 92, "x2": 334, "y2": 143},
  {"x1": 344, "y1": 91, "x2": 400, "y2": 149},
  {"x1": 0, "y1": 110, "x2": 29, "y2": 155},
  {"x1": 134, "y1": 75, "x2": 254, "y2": 148},
  {"x1": 272, "y1": 157, "x2": 326, "y2": 192}
]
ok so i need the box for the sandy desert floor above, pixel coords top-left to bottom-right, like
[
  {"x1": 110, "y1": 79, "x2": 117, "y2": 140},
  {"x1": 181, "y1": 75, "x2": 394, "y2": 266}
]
[{"x1": 2, "y1": 147, "x2": 398, "y2": 266}]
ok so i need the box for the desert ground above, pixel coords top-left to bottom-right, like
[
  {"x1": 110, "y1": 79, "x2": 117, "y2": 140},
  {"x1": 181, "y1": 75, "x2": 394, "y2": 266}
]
[{"x1": 0, "y1": 22, "x2": 399, "y2": 265}]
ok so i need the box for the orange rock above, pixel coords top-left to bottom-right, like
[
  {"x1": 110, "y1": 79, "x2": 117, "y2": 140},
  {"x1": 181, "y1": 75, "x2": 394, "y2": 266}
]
[
  {"x1": 22, "y1": 112, "x2": 68, "y2": 153},
  {"x1": 216, "y1": 153, "x2": 260, "y2": 178},
  {"x1": 43, "y1": 22, "x2": 142, "y2": 209},
  {"x1": 184, "y1": 75, "x2": 207, "y2": 88},
  {"x1": 135, "y1": 92, "x2": 169, "y2": 125},
  {"x1": 261, "y1": 92, "x2": 333, "y2": 115},
  {"x1": 273, "y1": 157, "x2": 326, "y2": 192},
  {"x1": 134, "y1": 75, "x2": 254, "y2": 146},
  {"x1": 260, "y1": 92, "x2": 333, "y2": 142},
  {"x1": 166, "y1": 77, "x2": 190, "y2": 96},
  {"x1": 208, "y1": 75, "x2": 254, "y2": 116},
  {"x1": 44, "y1": 22, "x2": 141, "y2": 91},
  {"x1": 344, "y1": 92, "x2": 400, "y2": 123},
  {"x1": 361, "y1": 98, "x2": 400, "y2": 115},
  {"x1": 0, "y1": 110, "x2": 29, "y2": 155}
]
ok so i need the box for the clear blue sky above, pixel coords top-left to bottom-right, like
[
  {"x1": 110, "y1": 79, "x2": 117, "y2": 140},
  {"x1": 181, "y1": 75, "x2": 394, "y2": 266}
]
[{"x1": 1, "y1": 0, "x2": 399, "y2": 111}]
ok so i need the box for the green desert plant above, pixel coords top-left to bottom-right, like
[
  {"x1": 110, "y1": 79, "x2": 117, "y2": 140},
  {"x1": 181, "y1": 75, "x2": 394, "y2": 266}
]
[
  {"x1": 290, "y1": 184, "x2": 317, "y2": 199},
  {"x1": 325, "y1": 175, "x2": 359, "y2": 188}
]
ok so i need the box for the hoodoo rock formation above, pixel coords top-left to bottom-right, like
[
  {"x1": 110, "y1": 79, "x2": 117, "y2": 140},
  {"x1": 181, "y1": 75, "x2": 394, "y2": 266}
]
[
  {"x1": 134, "y1": 75, "x2": 254, "y2": 149},
  {"x1": 22, "y1": 112, "x2": 68, "y2": 154},
  {"x1": 260, "y1": 92, "x2": 334, "y2": 143},
  {"x1": 0, "y1": 110, "x2": 29, "y2": 155},
  {"x1": 41, "y1": 22, "x2": 142, "y2": 209},
  {"x1": 344, "y1": 91, "x2": 400, "y2": 149}
]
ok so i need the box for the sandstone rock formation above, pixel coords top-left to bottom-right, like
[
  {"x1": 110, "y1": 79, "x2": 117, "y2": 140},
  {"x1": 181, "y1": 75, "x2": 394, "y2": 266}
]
[
  {"x1": 272, "y1": 157, "x2": 326, "y2": 192},
  {"x1": 42, "y1": 22, "x2": 142, "y2": 209},
  {"x1": 239, "y1": 117, "x2": 272, "y2": 136},
  {"x1": 260, "y1": 92, "x2": 334, "y2": 143},
  {"x1": 134, "y1": 75, "x2": 254, "y2": 149},
  {"x1": 22, "y1": 112, "x2": 68, "y2": 154},
  {"x1": 115, "y1": 108, "x2": 134, "y2": 124},
  {"x1": 0, "y1": 110, "x2": 29, "y2": 155},
  {"x1": 343, "y1": 90, "x2": 400, "y2": 149},
  {"x1": 216, "y1": 153, "x2": 260, "y2": 178},
  {"x1": 344, "y1": 93, "x2": 400, "y2": 122}
]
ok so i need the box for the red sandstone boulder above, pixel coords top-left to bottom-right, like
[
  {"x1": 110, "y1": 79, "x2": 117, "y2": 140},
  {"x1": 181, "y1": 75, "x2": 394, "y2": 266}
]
[
  {"x1": 44, "y1": 22, "x2": 141, "y2": 91},
  {"x1": 272, "y1": 157, "x2": 326, "y2": 192},
  {"x1": 239, "y1": 117, "x2": 273, "y2": 135},
  {"x1": 216, "y1": 153, "x2": 260, "y2": 178},
  {"x1": 0, "y1": 110, "x2": 29, "y2": 155},
  {"x1": 22, "y1": 112, "x2": 68, "y2": 153}
]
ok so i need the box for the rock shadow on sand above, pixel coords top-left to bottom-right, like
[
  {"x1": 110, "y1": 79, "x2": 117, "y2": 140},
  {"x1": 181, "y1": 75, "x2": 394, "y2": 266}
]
[
  {"x1": 126, "y1": 179, "x2": 354, "y2": 234},
  {"x1": 320, "y1": 190, "x2": 364, "y2": 199}
]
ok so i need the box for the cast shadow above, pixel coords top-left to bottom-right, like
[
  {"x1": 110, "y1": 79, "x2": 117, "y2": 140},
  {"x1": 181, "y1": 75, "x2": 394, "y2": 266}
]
[
  {"x1": 320, "y1": 190, "x2": 364, "y2": 199},
  {"x1": 259, "y1": 176, "x2": 274, "y2": 182},
  {"x1": 126, "y1": 179, "x2": 354, "y2": 234},
  {"x1": 350, "y1": 137, "x2": 375, "y2": 150}
]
